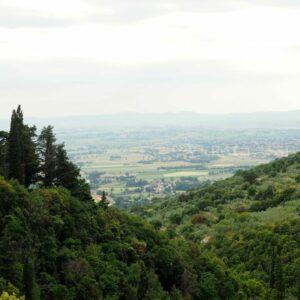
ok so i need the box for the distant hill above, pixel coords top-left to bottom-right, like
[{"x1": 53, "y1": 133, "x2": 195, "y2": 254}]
[{"x1": 1, "y1": 110, "x2": 300, "y2": 130}]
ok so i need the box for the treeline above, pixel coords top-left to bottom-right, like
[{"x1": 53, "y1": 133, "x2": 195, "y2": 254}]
[{"x1": 0, "y1": 106, "x2": 90, "y2": 201}]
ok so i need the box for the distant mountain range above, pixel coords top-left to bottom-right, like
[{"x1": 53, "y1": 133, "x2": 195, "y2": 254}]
[{"x1": 1, "y1": 110, "x2": 300, "y2": 130}]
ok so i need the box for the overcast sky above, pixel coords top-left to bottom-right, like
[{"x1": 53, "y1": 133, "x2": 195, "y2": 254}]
[{"x1": 1, "y1": 0, "x2": 300, "y2": 117}]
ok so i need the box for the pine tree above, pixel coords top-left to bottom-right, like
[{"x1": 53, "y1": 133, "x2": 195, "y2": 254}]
[
  {"x1": 8, "y1": 106, "x2": 24, "y2": 184},
  {"x1": 38, "y1": 126, "x2": 56, "y2": 187}
]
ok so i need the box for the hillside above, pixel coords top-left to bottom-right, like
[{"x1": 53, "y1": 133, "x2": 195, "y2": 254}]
[
  {"x1": 0, "y1": 107, "x2": 251, "y2": 299},
  {"x1": 133, "y1": 153, "x2": 300, "y2": 299},
  {"x1": 0, "y1": 176, "x2": 248, "y2": 300}
]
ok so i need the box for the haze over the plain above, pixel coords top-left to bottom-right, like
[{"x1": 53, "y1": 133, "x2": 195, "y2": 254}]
[{"x1": 1, "y1": 0, "x2": 300, "y2": 117}]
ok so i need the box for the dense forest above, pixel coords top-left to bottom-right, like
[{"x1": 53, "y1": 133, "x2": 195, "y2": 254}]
[{"x1": 0, "y1": 107, "x2": 299, "y2": 299}]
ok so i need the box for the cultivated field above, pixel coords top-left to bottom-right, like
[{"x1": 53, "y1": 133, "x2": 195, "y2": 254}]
[{"x1": 58, "y1": 127, "x2": 300, "y2": 207}]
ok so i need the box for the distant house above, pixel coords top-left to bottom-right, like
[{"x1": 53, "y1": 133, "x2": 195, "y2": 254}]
[
  {"x1": 91, "y1": 191, "x2": 102, "y2": 203},
  {"x1": 91, "y1": 190, "x2": 113, "y2": 206}
]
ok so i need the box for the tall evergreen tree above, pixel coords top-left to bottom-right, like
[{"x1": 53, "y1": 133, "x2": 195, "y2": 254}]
[
  {"x1": 23, "y1": 125, "x2": 39, "y2": 187},
  {"x1": 0, "y1": 131, "x2": 8, "y2": 177},
  {"x1": 55, "y1": 143, "x2": 80, "y2": 190},
  {"x1": 8, "y1": 106, "x2": 24, "y2": 184},
  {"x1": 6, "y1": 106, "x2": 39, "y2": 186},
  {"x1": 38, "y1": 126, "x2": 56, "y2": 187}
]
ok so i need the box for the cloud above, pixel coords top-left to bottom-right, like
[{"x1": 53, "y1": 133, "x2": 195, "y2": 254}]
[
  {"x1": 1, "y1": 5, "x2": 300, "y2": 72},
  {"x1": 1, "y1": 0, "x2": 300, "y2": 30},
  {"x1": 2, "y1": 0, "x2": 299, "y2": 28}
]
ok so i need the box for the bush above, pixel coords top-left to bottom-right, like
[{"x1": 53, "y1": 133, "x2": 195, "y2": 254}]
[{"x1": 169, "y1": 213, "x2": 183, "y2": 224}]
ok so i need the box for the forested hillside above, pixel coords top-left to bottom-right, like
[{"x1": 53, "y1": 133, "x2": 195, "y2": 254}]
[
  {"x1": 0, "y1": 108, "x2": 242, "y2": 299},
  {"x1": 0, "y1": 107, "x2": 299, "y2": 299},
  {"x1": 134, "y1": 153, "x2": 300, "y2": 299}
]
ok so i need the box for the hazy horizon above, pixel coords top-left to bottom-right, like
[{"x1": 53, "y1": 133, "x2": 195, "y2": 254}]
[
  {"x1": 1, "y1": 109, "x2": 300, "y2": 131},
  {"x1": 1, "y1": 108, "x2": 300, "y2": 120}
]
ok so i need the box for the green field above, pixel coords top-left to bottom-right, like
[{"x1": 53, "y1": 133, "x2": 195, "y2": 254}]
[{"x1": 164, "y1": 170, "x2": 208, "y2": 177}]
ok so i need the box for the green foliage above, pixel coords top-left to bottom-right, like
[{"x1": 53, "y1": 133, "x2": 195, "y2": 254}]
[
  {"x1": 0, "y1": 178, "x2": 153, "y2": 298},
  {"x1": 0, "y1": 292, "x2": 24, "y2": 300},
  {"x1": 0, "y1": 175, "x2": 244, "y2": 299},
  {"x1": 169, "y1": 212, "x2": 182, "y2": 224},
  {"x1": 134, "y1": 152, "x2": 300, "y2": 299},
  {"x1": 240, "y1": 169, "x2": 258, "y2": 184}
]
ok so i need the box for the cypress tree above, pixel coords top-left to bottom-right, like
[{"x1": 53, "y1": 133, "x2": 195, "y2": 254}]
[
  {"x1": 8, "y1": 105, "x2": 24, "y2": 184},
  {"x1": 38, "y1": 126, "x2": 56, "y2": 187},
  {"x1": 0, "y1": 131, "x2": 8, "y2": 177}
]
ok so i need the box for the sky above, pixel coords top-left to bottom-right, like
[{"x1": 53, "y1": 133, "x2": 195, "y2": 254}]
[{"x1": 1, "y1": 0, "x2": 300, "y2": 117}]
